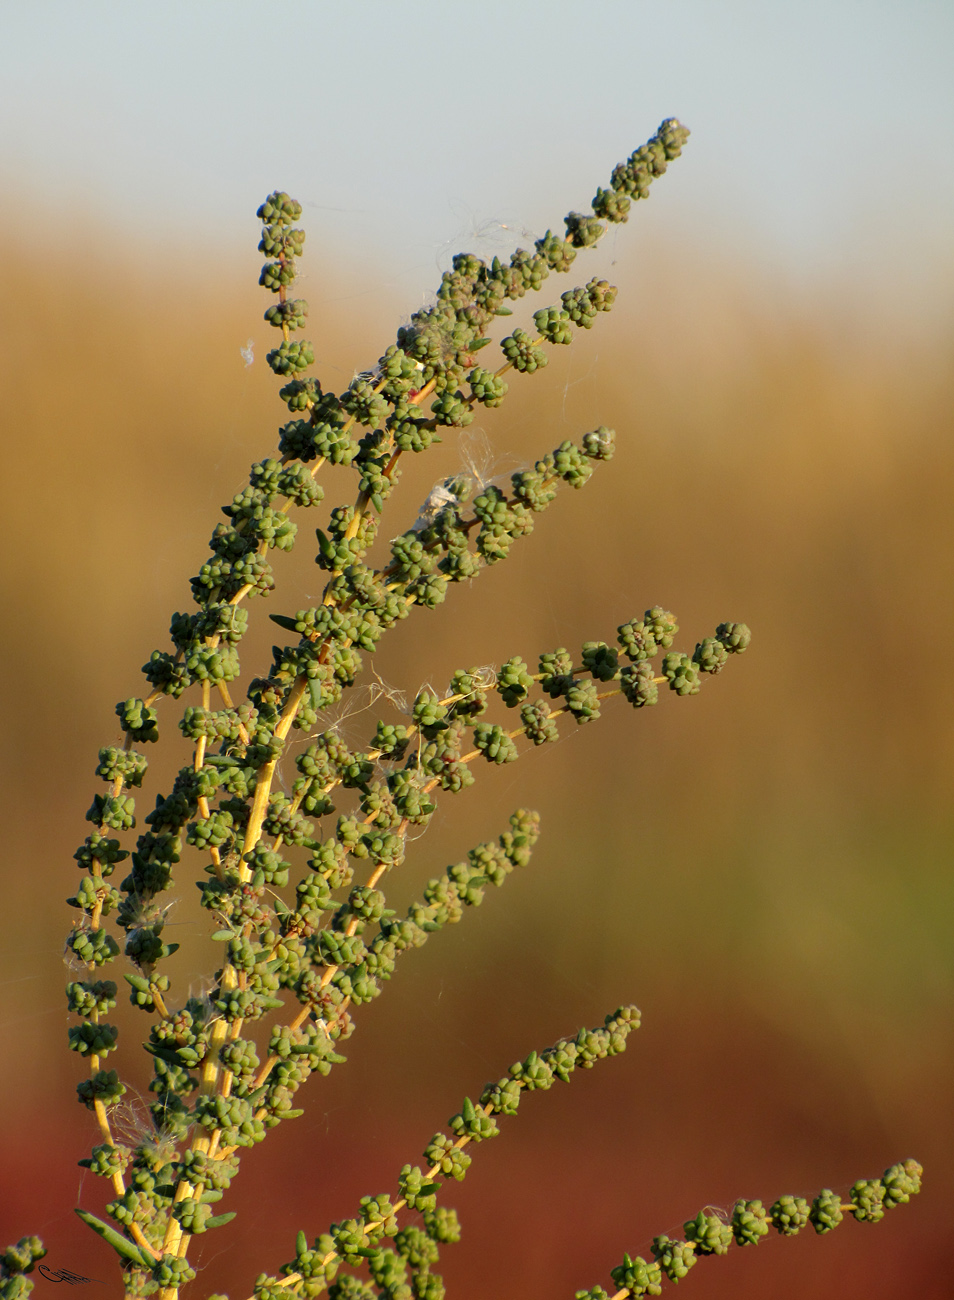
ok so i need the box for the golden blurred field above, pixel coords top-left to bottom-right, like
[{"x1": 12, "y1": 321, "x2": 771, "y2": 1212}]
[{"x1": 1, "y1": 220, "x2": 952, "y2": 1298}]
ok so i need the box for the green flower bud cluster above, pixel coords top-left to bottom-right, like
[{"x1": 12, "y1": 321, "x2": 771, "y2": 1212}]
[
  {"x1": 264, "y1": 299, "x2": 308, "y2": 331},
  {"x1": 535, "y1": 229, "x2": 576, "y2": 273},
  {"x1": 599, "y1": 1160, "x2": 923, "y2": 1296},
  {"x1": 532, "y1": 306, "x2": 574, "y2": 346},
  {"x1": 67, "y1": 924, "x2": 119, "y2": 967},
  {"x1": 124, "y1": 970, "x2": 170, "y2": 1013},
  {"x1": 659, "y1": 620, "x2": 752, "y2": 695},
  {"x1": 267, "y1": 334, "x2": 316, "y2": 379},
  {"x1": 66, "y1": 875, "x2": 121, "y2": 916},
  {"x1": 72, "y1": 124, "x2": 690, "y2": 1055},
  {"x1": 77, "y1": 1143, "x2": 127, "y2": 1179},
  {"x1": 67, "y1": 1019, "x2": 120, "y2": 1058},
  {"x1": 563, "y1": 211, "x2": 605, "y2": 249},
  {"x1": 150, "y1": 1255, "x2": 196, "y2": 1290},
  {"x1": 66, "y1": 142, "x2": 686, "y2": 1164},
  {"x1": 96, "y1": 1139, "x2": 205, "y2": 1262},
  {"x1": 68, "y1": 122, "x2": 894, "y2": 1300},
  {"x1": 145, "y1": 999, "x2": 213, "y2": 1070},
  {"x1": 96, "y1": 746, "x2": 148, "y2": 787},
  {"x1": 235, "y1": 619, "x2": 747, "y2": 905},
  {"x1": 617, "y1": 606, "x2": 678, "y2": 661},
  {"x1": 608, "y1": 116, "x2": 690, "y2": 206},
  {"x1": 193, "y1": 1093, "x2": 266, "y2": 1149},
  {"x1": 561, "y1": 277, "x2": 617, "y2": 326},
  {"x1": 286, "y1": 811, "x2": 539, "y2": 1033},
  {"x1": 0, "y1": 1237, "x2": 46, "y2": 1300},
  {"x1": 266, "y1": 1007, "x2": 638, "y2": 1300},
  {"x1": 116, "y1": 697, "x2": 159, "y2": 744},
  {"x1": 257, "y1": 192, "x2": 312, "y2": 361},
  {"x1": 73, "y1": 830, "x2": 127, "y2": 876},
  {"x1": 467, "y1": 366, "x2": 508, "y2": 407},
  {"x1": 75, "y1": 1068, "x2": 124, "y2": 1110},
  {"x1": 501, "y1": 327, "x2": 548, "y2": 372},
  {"x1": 66, "y1": 979, "x2": 117, "y2": 1017}
]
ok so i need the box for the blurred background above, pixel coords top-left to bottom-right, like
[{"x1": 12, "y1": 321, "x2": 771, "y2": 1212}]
[{"x1": 1, "y1": 3, "x2": 952, "y2": 1297}]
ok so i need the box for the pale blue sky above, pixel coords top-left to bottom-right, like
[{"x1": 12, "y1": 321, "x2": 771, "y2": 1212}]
[{"x1": 2, "y1": 2, "x2": 952, "y2": 315}]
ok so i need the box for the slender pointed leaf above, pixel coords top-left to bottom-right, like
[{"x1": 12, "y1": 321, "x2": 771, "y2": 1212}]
[{"x1": 74, "y1": 1209, "x2": 152, "y2": 1269}]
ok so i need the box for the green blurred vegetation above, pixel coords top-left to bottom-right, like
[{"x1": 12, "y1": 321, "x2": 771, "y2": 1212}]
[{"x1": 1, "y1": 223, "x2": 951, "y2": 1298}]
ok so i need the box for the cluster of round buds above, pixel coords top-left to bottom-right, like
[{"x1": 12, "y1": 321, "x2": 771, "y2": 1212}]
[
  {"x1": 271, "y1": 1007, "x2": 639, "y2": 1300},
  {"x1": 83, "y1": 130, "x2": 687, "y2": 1058},
  {"x1": 602, "y1": 1160, "x2": 923, "y2": 1295},
  {"x1": 605, "y1": 117, "x2": 691, "y2": 209},
  {"x1": 286, "y1": 615, "x2": 750, "y2": 839},
  {"x1": 258, "y1": 200, "x2": 304, "y2": 297},
  {"x1": 0, "y1": 1236, "x2": 47, "y2": 1300},
  {"x1": 257, "y1": 197, "x2": 317, "y2": 384},
  {"x1": 66, "y1": 122, "x2": 710, "y2": 1293}
]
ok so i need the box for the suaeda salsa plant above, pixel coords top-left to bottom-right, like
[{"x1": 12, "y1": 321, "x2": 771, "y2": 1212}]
[{"x1": 0, "y1": 119, "x2": 922, "y2": 1300}]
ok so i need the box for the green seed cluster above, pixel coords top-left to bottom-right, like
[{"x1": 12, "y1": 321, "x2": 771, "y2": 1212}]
[
  {"x1": 0, "y1": 1238, "x2": 46, "y2": 1300},
  {"x1": 68, "y1": 129, "x2": 694, "y2": 1229},
  {"x1": 596, "y1": 1159, "x2": 923, "y2": 1297},
  {"x1": 255, "y1": 1009, "x2": 640, "y2": 1300},
  {"x1": 49, "y1": 118, "x2": 883, "y2": 1300}
]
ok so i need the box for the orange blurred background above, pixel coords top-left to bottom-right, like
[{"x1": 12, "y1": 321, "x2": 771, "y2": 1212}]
[{"x1": 1, "y1": 208, "x2": 952, "y2": 1300}]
